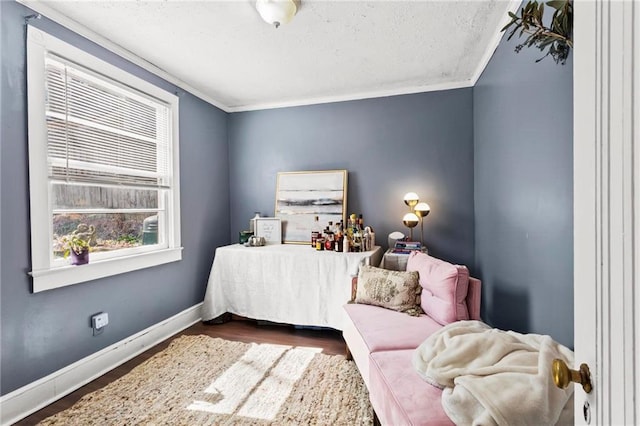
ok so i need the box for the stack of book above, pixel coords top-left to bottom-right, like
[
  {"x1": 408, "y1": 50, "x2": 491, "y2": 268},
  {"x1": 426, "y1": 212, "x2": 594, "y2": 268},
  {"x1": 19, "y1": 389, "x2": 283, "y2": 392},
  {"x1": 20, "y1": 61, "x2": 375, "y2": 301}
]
[{"x1": 391, "y1": 241, "x2": 422, "y2": 254}]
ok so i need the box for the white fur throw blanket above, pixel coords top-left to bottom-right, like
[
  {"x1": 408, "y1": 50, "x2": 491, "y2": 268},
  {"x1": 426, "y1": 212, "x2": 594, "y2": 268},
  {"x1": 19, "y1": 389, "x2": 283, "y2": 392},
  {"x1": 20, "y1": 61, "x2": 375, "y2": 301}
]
[{"x1": 413, "y1": 321, "x2": 574, "y2": 426}]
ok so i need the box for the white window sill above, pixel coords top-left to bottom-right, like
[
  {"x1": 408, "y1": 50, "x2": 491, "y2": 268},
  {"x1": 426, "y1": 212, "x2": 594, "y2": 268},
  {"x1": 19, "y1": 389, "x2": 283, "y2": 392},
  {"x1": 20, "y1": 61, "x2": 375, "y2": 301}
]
[{"x1": 29, "y1": 247, "x2": 183, "y2": 293}]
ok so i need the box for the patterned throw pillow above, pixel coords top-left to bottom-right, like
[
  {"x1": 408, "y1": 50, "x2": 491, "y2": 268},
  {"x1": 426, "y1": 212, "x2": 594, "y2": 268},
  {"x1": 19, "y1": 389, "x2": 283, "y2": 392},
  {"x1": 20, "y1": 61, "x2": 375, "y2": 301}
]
[{"x1": 355, "y1": 265, "x2": 423, "y2": 316}]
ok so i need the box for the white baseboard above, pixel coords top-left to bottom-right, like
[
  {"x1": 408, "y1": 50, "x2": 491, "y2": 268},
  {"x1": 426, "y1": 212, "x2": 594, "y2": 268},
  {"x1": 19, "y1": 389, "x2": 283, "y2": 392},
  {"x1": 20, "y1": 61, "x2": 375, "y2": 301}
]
[{"x1": 0, "y1": 303, "x2": 203, "y2": 426}]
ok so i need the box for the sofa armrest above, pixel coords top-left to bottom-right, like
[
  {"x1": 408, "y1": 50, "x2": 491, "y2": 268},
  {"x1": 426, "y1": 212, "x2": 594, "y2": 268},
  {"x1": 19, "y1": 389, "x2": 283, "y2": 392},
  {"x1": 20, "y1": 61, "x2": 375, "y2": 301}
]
[{"x1": 466, "y1": 277, "x2": 482, "y2": 320}]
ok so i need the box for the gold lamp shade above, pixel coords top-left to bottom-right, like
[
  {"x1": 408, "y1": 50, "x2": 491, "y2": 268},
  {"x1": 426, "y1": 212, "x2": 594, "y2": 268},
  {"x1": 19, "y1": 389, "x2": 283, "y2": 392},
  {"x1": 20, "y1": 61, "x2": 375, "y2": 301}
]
[
  {"x1": 402, "y1": 212, "x2": 419, "y2": 227},
  {"x1": 414, "y1": 202, "x2": 431, "y2": 218},
  {"x1": 402, "y1": 212, "x2": 419, "y2": 240},
  {"x1": 403, "y1": 192, "x2": 419, "y2": 209}
]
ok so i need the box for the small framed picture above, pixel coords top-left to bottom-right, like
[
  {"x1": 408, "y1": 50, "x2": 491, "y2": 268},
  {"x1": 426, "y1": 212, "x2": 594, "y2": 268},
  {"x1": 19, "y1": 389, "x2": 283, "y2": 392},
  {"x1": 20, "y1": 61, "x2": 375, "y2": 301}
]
[{"x1": 254, "y1": 217, "x2": 282, "y2": 245}]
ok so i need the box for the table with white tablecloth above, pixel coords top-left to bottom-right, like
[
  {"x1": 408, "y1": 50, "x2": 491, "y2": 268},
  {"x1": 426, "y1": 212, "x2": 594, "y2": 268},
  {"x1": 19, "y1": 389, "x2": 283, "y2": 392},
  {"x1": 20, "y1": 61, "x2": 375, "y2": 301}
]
[{"x1": 202, "y1": 244, "x2": 382, "y2": 330}]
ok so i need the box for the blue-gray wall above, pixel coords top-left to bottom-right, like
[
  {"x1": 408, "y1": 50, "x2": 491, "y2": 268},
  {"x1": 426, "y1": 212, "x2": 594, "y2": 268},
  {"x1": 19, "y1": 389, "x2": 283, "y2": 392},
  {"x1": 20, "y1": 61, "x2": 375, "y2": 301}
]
[
  {"x1": 0, "y1": 1, "x2": 230, "y2": 395},
  {"x1": 228, "y1": 91, "x2": 475, "y2": 270},
  {"x1": 1, "y1": 0, "x2": 574, "y2": 398},
  {"x1": 473, "y1": 30, "x2": 573, "y2": 345}
]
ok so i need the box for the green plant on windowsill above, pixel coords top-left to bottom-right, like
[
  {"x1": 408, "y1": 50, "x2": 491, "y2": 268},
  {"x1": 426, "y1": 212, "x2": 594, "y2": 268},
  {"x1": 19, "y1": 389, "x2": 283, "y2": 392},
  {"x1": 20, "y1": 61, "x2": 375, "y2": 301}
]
[
  {"x1": 61, "y1": 234, "x2": 91, "y2": 258},
  {"x1": 502, "y1": 0, "x2": 573, "y2": 65}
]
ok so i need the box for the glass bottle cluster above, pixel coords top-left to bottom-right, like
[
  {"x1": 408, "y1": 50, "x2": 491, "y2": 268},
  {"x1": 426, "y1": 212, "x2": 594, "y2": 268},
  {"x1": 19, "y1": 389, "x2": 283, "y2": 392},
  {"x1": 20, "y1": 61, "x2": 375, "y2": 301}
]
[{"x1": 311, "y1": 213, "x2": 374, "y2": 252}]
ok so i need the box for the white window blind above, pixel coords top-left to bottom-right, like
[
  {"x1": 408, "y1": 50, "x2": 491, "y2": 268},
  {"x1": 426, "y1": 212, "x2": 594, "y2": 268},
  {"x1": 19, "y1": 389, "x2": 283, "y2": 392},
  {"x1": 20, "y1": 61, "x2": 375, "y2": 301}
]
[
  {"x1": 45, "y1": 54, "x2": 171, "y2": 189},
  {"x1": 27, "y1": 26, "x2": 182, "y2": 292}
]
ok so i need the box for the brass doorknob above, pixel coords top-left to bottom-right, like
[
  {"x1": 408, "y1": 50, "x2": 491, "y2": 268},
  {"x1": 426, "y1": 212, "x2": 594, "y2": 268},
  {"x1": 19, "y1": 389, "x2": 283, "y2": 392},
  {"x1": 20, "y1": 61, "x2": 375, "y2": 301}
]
[{"x1": 552, "y1": 358, "x2": 592, "y2": 393}]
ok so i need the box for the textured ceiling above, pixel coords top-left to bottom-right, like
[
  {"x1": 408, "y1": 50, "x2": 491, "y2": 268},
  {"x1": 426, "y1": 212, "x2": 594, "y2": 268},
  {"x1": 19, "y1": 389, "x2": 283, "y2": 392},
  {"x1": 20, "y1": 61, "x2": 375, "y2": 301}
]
[{"x1": 24, "y1": 0, "x2": 516, "y2": 112}]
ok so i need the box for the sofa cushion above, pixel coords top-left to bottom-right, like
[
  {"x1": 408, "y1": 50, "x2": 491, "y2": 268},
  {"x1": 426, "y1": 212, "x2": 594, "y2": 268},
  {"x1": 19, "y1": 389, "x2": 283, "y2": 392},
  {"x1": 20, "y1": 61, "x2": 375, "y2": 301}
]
[
  {"x1": 343, "y1": 303, "x2": 442, "y2": 353},
  {"x1": 406, "y1": 252, "x2": 470, "y2": 325},
  {"x1": 355, "y1": 265, "x2": 422, "y2": 316},
  {"x1": 369, "y1": 349, "x2": 454, "y2": 426}
]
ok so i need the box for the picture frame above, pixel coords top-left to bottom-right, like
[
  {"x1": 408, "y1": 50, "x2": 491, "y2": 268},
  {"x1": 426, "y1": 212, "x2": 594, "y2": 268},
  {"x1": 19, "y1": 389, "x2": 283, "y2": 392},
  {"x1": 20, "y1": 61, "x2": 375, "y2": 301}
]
[
  {"x1": 254, "y1": 217, "x2": 282, "y2": 245},
  {"x1": 275, "y1": 170, "x2": 348, "y2": 244}
]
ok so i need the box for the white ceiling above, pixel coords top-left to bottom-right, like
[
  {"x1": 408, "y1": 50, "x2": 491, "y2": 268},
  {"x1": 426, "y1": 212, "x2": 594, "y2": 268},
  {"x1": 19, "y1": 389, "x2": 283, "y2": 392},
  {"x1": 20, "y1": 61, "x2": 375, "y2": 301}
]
[{"x1": 24, "y1": 0, "x2": 516, "y2": 112}]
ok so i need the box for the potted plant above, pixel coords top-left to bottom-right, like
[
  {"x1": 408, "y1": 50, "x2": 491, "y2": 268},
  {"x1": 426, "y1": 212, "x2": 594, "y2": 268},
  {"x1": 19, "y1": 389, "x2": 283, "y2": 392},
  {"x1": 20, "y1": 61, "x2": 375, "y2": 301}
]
[{"x1": 61, "y1": 232, "x2": 92, "y2": 265}]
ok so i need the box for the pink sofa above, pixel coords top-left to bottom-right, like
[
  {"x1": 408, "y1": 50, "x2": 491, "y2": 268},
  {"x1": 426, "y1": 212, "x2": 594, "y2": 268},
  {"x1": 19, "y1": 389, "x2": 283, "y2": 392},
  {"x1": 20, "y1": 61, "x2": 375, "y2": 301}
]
[{"x1": 343, "y1": 251, "x2": 481, "y2": 425}]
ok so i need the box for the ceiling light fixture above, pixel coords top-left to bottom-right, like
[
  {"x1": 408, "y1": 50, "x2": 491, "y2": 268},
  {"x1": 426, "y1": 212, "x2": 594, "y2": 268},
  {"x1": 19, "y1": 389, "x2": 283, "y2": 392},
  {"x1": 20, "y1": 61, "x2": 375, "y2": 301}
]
[{"x1": 256, "y1": 0, "x2": 298, "y2": 29}]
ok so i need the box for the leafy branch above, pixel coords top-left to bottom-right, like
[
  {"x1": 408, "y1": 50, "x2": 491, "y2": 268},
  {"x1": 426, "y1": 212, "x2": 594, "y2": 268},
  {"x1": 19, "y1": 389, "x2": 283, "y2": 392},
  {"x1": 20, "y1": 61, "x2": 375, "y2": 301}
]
[{"x1": 502, "y1": 0, "x2": 573, "y2": 65}]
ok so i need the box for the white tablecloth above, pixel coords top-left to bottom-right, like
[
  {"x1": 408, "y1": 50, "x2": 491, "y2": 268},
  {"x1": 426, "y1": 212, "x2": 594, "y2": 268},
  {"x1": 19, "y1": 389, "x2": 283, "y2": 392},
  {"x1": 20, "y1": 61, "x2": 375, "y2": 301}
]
[{"x1": 202, "y1": 244, "x2": 382, "y2": 330}]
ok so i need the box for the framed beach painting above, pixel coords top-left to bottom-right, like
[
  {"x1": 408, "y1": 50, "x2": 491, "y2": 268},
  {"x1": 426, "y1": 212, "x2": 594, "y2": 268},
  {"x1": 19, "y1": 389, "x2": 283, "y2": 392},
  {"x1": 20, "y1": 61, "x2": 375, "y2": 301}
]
[{"x1": 275, "y1": 170, "x2": 348, "y2": 244}]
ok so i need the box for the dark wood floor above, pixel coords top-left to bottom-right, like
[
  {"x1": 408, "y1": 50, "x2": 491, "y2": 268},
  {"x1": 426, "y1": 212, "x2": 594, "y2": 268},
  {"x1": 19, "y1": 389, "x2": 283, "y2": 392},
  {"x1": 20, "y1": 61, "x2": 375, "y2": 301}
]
[{"x1": 16, "y1": 318, "x2": 347, "y2": 425}]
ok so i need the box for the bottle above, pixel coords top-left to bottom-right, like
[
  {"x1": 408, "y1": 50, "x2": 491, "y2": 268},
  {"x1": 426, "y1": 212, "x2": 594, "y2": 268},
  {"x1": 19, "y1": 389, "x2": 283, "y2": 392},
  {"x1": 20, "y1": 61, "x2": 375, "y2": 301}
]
[
  {"x1": 334, "y1": 221, "x2": 343, "y2": 252},
  {"x1": 332, "y1": 221, "x2": 340, "y2": 235},
  {"x1": 249, "y1": 212, "x2": 260, "y2": 234},
  {"x1": 365, "y1": 226, "x2": 375, "y2": 250},
  {"x1": 316, "y1": 226, "x2": 325, "y2": 251},
  {"x1": 350, "y1": 213, "x2": 361, "y2": 252},
  {"x1": 325, "y1": 228, "x2": 334, "y2": 251},
  {"x1": 353, "y1": 228, "x2": 361, "y2": 252},
  {"x1": 326, "y1": 222, "x2": 336, "y2": 250},
  {"x1": 363, "y1": 227, "x2": 371, "y2": 251},
  {"x1": 311, "y1": 215, "x2": 321, "y2": 248},
  {"x1": 347, "y1": 214, "x2": 355, "y2": 241}
]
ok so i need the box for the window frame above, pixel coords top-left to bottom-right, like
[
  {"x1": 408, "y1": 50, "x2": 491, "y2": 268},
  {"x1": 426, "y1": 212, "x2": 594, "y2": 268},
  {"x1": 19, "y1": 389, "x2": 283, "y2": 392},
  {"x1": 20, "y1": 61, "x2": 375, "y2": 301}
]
[{"x1": 27, "y1": 26, "x2": 182, "y2": 293}]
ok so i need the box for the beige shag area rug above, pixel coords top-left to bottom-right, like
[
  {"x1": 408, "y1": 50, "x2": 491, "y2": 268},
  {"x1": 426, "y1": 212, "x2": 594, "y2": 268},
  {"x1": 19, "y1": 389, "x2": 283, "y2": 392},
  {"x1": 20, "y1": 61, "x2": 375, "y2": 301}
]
[{"x1": 39, "y1": 335, "x2": 373, "y2": 425}]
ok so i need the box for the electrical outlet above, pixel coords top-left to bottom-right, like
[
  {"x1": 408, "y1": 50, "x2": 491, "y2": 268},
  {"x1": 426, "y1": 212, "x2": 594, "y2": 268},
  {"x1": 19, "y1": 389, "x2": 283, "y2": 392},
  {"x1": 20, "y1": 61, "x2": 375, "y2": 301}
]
[{"x1": 92, "y1": 312, "x2": 109, "y2": 330}]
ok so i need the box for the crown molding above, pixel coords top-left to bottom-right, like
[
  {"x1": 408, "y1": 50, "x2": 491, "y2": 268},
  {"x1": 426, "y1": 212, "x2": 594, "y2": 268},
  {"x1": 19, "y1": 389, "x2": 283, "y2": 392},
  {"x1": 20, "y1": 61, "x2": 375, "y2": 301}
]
[
  {"x1": 17, "y1": 0, "x2": 231, "y2": 112},
  {"x1": 226, "y1": 79, "x2": 475, "y2": 112},
  {"x1": 470, "y1": 0, "x2": 522, "y2": 85}
]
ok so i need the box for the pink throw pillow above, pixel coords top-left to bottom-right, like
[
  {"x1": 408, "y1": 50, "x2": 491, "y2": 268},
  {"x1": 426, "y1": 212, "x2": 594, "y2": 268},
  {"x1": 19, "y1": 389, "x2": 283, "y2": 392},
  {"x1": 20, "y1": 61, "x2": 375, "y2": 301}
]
[{"x1": 406, "y1": 251, "x2": 469, "y2": 325}]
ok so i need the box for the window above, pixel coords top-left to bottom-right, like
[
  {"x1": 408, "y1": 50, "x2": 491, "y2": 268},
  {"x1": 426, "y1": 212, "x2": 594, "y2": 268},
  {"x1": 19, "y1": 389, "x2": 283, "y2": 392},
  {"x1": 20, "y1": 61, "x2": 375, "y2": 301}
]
[{"x1": 27, "y1": 27, "x2": 181, "y2": 292}]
